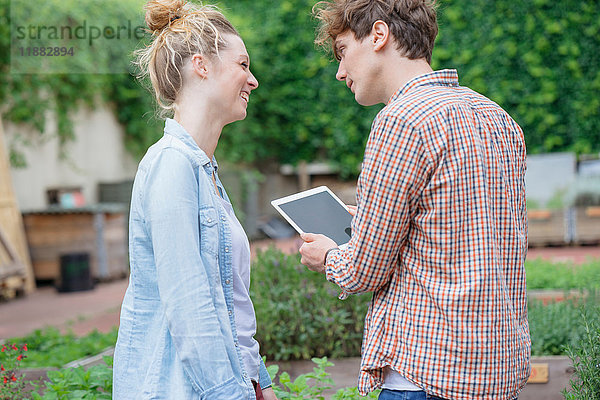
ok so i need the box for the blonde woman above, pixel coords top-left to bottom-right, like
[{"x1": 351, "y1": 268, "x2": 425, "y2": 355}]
[{"x1": 113, "y1": 1, "x2": 276, "y2": 399}]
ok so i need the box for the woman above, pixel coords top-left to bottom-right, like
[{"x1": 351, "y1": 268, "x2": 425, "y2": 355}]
[{"x1": 113, "y1": 1, "x2": 276, "y2": 399}]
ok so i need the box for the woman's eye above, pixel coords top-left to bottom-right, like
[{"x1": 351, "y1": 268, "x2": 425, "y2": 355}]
[{"x1": 241, "y1": 62, "x2": 249, "y2": 68}]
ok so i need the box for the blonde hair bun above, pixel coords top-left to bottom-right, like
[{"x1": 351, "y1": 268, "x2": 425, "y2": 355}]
[{"x1": 144, "y1": 0, "x2": 187, "y2": 34}]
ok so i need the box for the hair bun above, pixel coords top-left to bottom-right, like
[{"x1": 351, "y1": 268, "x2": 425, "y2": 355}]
[{"x1": 144, "y1": 0, "x2": 187, "y2": 33}]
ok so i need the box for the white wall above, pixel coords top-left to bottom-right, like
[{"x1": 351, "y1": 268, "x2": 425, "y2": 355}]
[{"x1": 5, "y1": 105, "x2": 138, "y2": 210}]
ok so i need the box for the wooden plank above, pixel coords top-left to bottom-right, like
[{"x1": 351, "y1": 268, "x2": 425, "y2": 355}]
[
  {"x1": 527, "y1": 363, "x2": 549, "y2": 384},
  {"x1": 0, "y1": 116, "x2": 34, "y2": 293}
]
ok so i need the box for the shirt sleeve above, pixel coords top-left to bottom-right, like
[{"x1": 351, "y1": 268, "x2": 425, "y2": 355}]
[
  {"x1": 144, "y1": 148, "x2": 251, "y2": 399},
  {"x1": 258, "y1": 356, "x2": 272, "y2": 389},
  {"x1": 326, "y1": 112, "x2": 432, "y2": 298}
]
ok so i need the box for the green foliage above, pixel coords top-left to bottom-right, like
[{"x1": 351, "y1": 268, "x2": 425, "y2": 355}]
[
  {"x1": 3, "y1": 0, "x2": 600, "y2": 173},
  {"x1": 0, "y1": 342, "x2": 33, "y2": 399},
  {"x1": 0, "y1": 0, "x2": 162, "y2": 167},
  {"x1": 267, "y1": 357, "x2": 379, "y2": 400},
  {"x1": 525, "y1": 258, "x2": 600, "y2": 290},
  {"x1": 528, "y1": 293, "x2": 600, "y2": 356},
  {"x1": 8, "y1": 328, "x2": 117, "y2": 368},
  {"x1": 563, "y1": 309, "x2": 600, "y2": 400},
  {"x1": 433, "y1": 0, "x2": 600, "y2": 155},
  {"x1": 250, "y1": 247, "x2": 369, "y2": 361},
  {"x1": 218, "y1": 0, "x2": 380, "y2": 178},
  {"x1": 32, "y1": 357, "x2": 113, "y2": 400}
]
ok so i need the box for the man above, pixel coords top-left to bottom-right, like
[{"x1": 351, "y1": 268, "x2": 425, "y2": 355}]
[{"x1": 299, "y1": 1, "x2": 531, "y2": 399}]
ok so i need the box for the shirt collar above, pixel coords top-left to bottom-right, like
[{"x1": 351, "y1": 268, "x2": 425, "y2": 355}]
[
  {"x1": 163, "y1": 118, "x2": 219, "y2": 170},
  {"x1": 388, "y1": 69, "x2": 460, "y2": 104}
]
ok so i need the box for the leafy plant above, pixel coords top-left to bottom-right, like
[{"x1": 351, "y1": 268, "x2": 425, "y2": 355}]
[
  {"x1": 562, "y1": 308, "x2": 600, "y2": 399},
  {"x1": 267, "y1": 357, "x2": 379, "y2": 400},
  {"x1": 7, "y1": 328, "x2": 117, "y2": 368},
  {"x1": 250, "y1": 246, "x2": 369, "y2": 361},
  {"x1": 32, "y1": 356, "x2": 113, "y2": 400},
  {"x1": 526, "y1": 258, "x2": 600, "y2": 290},
  {"x1": 528, "y1": 292, "x2": 600, "y2": 356},
  {"x1": 0, "y1": 342, "x2": 33, "y2": 399}
]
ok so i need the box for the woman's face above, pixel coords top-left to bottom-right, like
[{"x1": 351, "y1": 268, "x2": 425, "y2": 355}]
[{"x1": 211, "y1": 34, "x2": 258, "y2": 125}]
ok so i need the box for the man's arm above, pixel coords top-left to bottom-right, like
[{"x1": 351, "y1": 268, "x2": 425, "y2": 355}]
[{"x1": 306, "y1": 113, "x2": 432, "y2": 296}]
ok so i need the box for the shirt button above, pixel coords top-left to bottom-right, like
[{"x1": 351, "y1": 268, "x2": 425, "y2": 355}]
[
  {"x1": 228, "y1": 310, "x2": 232, "y2": 316},
  {"x1": 225, "y1": 247, "x2": 229, "y2": 253},
  {"x1": 242, "y1": 372, "x2": 247, "y2": 378},
  {"x1": 207, "y1": 218, "x2": 212, "y2": 223},
  {"x1": 225, "y1": 279, "x2": 230, "y2": 285},
  {"x1": 235, "y1": 342, "x2": 239, "y2": 347},
  {"x1": 222, "y1": 216, "x2": 226, "y2": 221}
]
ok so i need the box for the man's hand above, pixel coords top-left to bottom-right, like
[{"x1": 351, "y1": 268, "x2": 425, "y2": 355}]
[
  {"x1": 262, "y1": 386, "x2": 278, "y2": 400},
  {"x1": 299, "y1": 233, "x2": 338, "y2": 273}
]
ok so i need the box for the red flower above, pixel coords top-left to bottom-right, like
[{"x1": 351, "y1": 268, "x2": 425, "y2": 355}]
[
  {"x1": 3, "y1": 376, "x2": 6, "y2": 384},
  {"x1": 1, "y1": 345, "x2": 5, "y2": 352},
  {"x1": 11, "y1": 344, "x2": 17, "y2": 351},
  {"x1": 11, "y1": 375, "x2": 16, "y2": 382},
  {"x1": 0, "y1": 364, "x2": 4, "y2": 371},
  {"x1": 22, "y1": 344, "x2": 28, "y2": 352},
  {"x1": 16, "y1": 354, "x2": 23, "y2": 361}
]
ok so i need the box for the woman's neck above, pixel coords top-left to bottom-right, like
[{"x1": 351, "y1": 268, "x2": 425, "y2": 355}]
[{"x1": 174, "y1": 104, "x2": 223, "y2": 160}]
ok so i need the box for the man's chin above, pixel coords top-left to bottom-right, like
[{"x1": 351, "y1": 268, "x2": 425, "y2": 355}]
[{"x1": 355, "y1": 93, "x2": 379, "y2": 107}]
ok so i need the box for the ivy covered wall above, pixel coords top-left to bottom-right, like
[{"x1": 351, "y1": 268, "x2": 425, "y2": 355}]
[{"x1": 1, "y1": 0, "x2": 598, "y2": 178}]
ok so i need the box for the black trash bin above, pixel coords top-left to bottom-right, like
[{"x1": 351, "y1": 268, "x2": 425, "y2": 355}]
[{"x1": 57, "y1": 253, "x2": 94, "y2": 292}]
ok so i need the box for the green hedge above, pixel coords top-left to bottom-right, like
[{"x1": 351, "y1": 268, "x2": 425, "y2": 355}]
[
  {"x1": 250, "y1": 247, "x2": 369, "y2": 360},
  {"x1": 526, "y1": 258, "x2": 600, "y2": 290},
  {"x1": 252, "y1": 247, "x2": 600, "y2": 359},
  {"x1": 3, "y1": 0, "x2": 598, "y2": 174}
]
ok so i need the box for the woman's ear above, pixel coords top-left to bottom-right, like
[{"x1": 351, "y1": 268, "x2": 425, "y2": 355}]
[
  {"x1": 371, "y1": 20, "x2": 390, "y2": 52},
  {"x1": 191, "y1": 54, "x2": 209, "y2": 79}
]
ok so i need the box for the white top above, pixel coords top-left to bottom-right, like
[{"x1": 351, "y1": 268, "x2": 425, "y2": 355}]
[
  {"x1": 218, "y1": 196, "x2": 261, "y2": 381},
  {"x1": 382, "y1": 366, "x2": 422, "y2": 391}
]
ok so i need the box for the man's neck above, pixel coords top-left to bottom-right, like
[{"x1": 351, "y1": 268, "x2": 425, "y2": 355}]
[{"x1": 383, "y1": 58, "x2": 433, "y2": 103}]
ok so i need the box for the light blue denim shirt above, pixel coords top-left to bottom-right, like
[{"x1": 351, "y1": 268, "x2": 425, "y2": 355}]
[{"x1": 113, "y1": 118, "x2": 271, "y2": 399}]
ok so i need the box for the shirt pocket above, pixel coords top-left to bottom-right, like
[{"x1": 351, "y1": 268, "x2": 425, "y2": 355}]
[{"x1": 199, "y1": 207, "x2": 219, "y2": 256}]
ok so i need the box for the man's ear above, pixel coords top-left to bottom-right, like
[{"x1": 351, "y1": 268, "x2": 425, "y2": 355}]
[
  {"x1": 371, "y1": 20, "x2": 390, "y2": 52},
  {"x1": 191, "y1": 54, "x2": 209, "y2": 79}
]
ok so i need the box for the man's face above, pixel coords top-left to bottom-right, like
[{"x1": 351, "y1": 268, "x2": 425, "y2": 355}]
[{"x1": 334, "y1": 30, "x2": 382, "y2": 106}]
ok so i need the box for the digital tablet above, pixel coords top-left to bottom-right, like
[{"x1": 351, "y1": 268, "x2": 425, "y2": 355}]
[{"x1": 271, "y1": 186, "x2": 353, "y2": 248}]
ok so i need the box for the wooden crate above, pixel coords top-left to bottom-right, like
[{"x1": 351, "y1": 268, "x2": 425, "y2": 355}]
[
  {"x1": 527, "y1": 209, "x2": 571, "y2": 247},
  {"x1": 23, "y1": 205, "x2": 128, "y2": 281},
  {"x1": 573, "y1": 206, "x2": 600, "y2": 244}
]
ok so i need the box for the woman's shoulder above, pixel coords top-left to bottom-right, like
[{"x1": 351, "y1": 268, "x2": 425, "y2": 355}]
[{"x1": 140, "y1": 135, "x2": 199, "y2": 171}]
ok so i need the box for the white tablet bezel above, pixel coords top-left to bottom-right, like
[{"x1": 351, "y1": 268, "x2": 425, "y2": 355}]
[{"x1": 271, "y1": 186, "x2": 351, "y2": 249}]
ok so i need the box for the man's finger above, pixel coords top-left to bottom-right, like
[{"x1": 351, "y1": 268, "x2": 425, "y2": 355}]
[{"x1": 301, "y1": 232, "x2": 316, "y2": 242}]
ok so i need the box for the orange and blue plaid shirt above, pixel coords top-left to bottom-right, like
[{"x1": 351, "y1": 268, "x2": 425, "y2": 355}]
[{"x1": 326, "y1": 69, "x2": 530, "y2": 400}]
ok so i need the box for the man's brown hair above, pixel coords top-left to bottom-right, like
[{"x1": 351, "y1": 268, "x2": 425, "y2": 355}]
[{"x1": 314, "y1": 0, "x2": 438, "y2": 63}]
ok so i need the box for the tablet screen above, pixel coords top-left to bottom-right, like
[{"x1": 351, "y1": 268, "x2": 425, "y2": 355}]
[{"x1": 276, "y1": 190, "x2": 353, "y2": 246}]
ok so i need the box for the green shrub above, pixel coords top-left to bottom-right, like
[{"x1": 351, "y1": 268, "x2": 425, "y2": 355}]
[
  {"x1": 563, "y1": 308, "x2": 600, "y2": 399},
  {"x1": 526, "y1": 258, "x2": 600, "y2": 290},
  {"x1": 251, "y1": 247, "x2": 369, "y2": 361},
  {"x1": 267, "y1": 357, "x2": 380, "y2": 400},
  {"x1": 528, "y1": 292, "x2": 600, "y2": 356},
  {"x1": 32, "y1": 356, "x2": 113, "y2": 400},
  {"x1": 8, "y1": 327, "x2": 117, "y2": 368}
]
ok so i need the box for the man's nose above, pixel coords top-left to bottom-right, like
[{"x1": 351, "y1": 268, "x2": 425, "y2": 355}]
[{"x1": 335, "y1": 61, "x2": 346, "y2": 81}]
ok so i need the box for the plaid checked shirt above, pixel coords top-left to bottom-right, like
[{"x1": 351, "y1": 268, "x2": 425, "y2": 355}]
[{"x1": 325, "y1": 69, "x2": 530, "y2": 400}]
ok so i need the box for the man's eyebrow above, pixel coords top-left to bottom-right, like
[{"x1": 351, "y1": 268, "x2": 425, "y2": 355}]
[{"x1": 334, "y1": 39, "x2": 342, "y2": 52}]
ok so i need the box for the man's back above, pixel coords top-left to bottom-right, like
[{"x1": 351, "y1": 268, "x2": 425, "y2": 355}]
[{"x1": 341, "y1": 70, "x2": 530, "y2": 399}]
